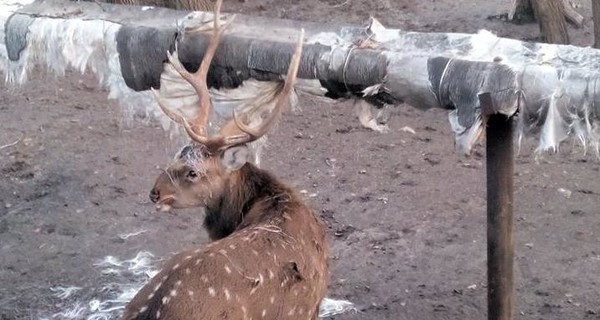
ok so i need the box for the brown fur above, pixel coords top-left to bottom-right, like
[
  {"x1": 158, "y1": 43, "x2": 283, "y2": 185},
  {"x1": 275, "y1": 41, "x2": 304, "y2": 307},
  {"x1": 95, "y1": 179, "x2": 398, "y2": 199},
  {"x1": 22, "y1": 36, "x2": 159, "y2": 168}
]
[{"x1": 122, "y1": 147, "x2": 330, "y2": 320}]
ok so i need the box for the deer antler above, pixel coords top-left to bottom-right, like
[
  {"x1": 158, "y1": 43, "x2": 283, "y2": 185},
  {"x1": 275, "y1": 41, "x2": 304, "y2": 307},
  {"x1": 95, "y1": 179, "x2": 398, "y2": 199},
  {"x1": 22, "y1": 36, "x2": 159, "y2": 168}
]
[
  {"x1": 152, "y1": 0, "x2": 236, "y2": 148},
  {"x1": 230, "y1": 29, "x2": 304, "y2": 143},
  {"x1": 153, "y1": 0, "x2": 304, "y2": 152}
]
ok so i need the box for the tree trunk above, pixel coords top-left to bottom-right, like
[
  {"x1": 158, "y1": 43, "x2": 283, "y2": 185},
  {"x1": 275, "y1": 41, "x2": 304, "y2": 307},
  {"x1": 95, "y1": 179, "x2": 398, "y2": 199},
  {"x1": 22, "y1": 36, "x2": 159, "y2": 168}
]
[
  {"x1": 561, "y1": 0, "x2": 583, "y2": 28},
  {"x1": 531, "y1": 0, "x2": 570, "y2": 44},
  {"x1": 593, "y1": 0, "x2": 600, "y2": 48},
  {"x1": 509, "y1": 0, "x2": 535, "y2": 24}
]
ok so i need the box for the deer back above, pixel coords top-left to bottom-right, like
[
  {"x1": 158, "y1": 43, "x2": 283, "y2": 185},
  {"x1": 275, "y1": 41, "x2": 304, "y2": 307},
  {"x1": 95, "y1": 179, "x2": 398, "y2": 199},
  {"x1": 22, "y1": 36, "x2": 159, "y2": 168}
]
[{"x1": 123, "y1": 196, "x2": 329, "y2": 320}]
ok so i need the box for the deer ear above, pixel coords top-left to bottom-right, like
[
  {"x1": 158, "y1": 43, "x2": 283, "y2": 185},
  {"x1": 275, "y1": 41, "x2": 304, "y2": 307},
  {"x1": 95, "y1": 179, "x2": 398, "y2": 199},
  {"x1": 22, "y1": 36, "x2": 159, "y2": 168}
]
[{"x1": 221, "y1": 145, "x2": 250, "y2": 171}]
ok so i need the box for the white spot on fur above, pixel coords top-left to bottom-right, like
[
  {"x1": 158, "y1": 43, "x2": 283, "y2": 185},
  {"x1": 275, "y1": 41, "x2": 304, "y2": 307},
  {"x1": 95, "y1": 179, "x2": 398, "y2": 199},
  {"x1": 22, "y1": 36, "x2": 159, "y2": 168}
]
[
  {"x1": 195, "y1": 258, "x2": 202, "y2": 265},
  {"x1": 268, "y1": 269, "x2": 274, "y2": 279},
  {"x1": 219, "y1": 249, "x2": 227, "y2": 255},
  {"x1": 201, "y1": 275, "x2": 209, "y2": 283},
  {"x1": 185, "y1": 268, "x2": 191, "y2": 275},
  {"x1": 252, "y1": 250, "x2": 259, "y2": 256},
  {"x1": 175, "y1": 280, "x2": 182, "y2": 287},
  {"x1": 208, "y1": 287, "x2": 216, "y2": 297},
  {"x1": 288, "y1": 306, "x2": 296, "y2": 316},
  {"x1": 262, "y1": 309, "x2": 267, "y2": 318},
  {"x1": 188, "y1": 290, "x2": 194, "y2": 296},
  {"x1": 229, "y1": 244, "x2": 236, "y2": 250},
  {"x1": 147, "y1": 293, "x2": 154, "y2": 300},
  {"x1": 156, "y1": 310, "x2": 161, "y2": 319},
  {"x1": 184, "y1": 255, "x2": 192, "y2": 260},
  {"x1": 139, "y1": 306, "x2": 148, "y2": 313},
  {"x1": 170, "y1": 289, "x2": 177, "y2": 297},
  {"x1": 162, "y1": 296, "x2": 169, "y2": 305},
  {"x1": 224, "y1": 288, "x2": 231, "y2": 300},
  {"x1": 209, "y1": 252, "x2": 215, "y2": 257},
  {"x1": 225, "y1": 265, "x2": 232, "y2": 274},
  {"x1": 270, "y1": 296, "x2": 275, "y2": 304},
  {"x1": 172, "y1": 263, "x2": 180, "y2": 270}
]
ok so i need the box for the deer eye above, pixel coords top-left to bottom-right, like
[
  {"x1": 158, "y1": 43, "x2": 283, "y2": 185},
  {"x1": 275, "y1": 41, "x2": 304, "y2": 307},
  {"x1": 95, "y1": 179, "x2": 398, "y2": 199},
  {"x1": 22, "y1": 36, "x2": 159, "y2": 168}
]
[{"x1": 186, "y1": 170, "x2": 198, "y2": 179}]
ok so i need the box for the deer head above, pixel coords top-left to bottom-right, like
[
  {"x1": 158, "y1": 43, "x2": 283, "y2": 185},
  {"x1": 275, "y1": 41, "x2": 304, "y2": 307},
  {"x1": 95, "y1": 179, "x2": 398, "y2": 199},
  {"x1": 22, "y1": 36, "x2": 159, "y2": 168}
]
[{"x1": 149, "y1": 0, "x2": 304, "y2": 213}]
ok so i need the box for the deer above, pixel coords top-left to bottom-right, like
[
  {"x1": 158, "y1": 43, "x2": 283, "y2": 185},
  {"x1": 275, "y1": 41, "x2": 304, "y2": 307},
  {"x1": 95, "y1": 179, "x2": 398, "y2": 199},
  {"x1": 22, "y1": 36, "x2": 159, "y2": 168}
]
[{"x1": 121, "y1": 1, "x2": 330, "y2": 319}]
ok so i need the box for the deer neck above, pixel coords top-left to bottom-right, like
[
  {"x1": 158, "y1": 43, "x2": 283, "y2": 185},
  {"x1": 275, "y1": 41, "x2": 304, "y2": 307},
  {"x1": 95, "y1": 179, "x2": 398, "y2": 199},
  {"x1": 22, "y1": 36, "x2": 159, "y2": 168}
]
[{"x1": 203, "y1": 163, "x2": 299, "y2": 241}]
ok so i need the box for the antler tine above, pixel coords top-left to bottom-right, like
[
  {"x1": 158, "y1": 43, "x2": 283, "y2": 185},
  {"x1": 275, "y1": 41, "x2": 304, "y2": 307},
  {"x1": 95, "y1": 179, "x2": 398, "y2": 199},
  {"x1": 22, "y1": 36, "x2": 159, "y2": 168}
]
[
  {"x1": 187, "y1": 0, "x2": 236, "y2": 133},
  {"x1": 152, "y1": 86, "x2": 216, "y2": 145},
  {"x1": 230, "y1": 29, "x2": 305, "y2": 144},
  {"x1": 155, "y1": 0, "x2": 237, "y2": 147}
]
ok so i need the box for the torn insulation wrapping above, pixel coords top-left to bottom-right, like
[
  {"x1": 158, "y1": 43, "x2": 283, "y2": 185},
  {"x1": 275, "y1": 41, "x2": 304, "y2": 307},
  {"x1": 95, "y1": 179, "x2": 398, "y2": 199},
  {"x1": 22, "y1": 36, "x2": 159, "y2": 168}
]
[
  {"x1": 0, "y1": 4, "x2": 309, "y2": 163},
  {"x1": 3, "y1": 0, "x2": 600, "y2": 157},
  {"x1": 427, "y1": 56, "x2": 519, "y2": 154},
  {"x1": 0, "y1": 0, "x2": 34, "y2": 66},
  {"x1": 515, "y1": 65, "x2": 600, "y2": 156},
  {"x1": 1, "y1": 11, "x2": 162, "y2": 131}
]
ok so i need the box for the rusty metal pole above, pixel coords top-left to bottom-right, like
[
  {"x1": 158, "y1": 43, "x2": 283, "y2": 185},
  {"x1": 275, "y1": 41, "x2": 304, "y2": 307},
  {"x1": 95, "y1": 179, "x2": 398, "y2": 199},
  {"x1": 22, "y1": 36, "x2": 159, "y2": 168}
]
[{"x1": 479, "y1": 93, "x2": 515, "y2": 320}]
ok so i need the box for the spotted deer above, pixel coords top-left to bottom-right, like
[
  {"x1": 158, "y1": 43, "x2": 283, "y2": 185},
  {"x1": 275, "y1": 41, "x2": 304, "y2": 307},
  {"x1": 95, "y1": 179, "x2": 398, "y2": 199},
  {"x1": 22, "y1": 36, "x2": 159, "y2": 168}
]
[{"x1": 122, "y1": 2, "x2": 329, "y2": 319}]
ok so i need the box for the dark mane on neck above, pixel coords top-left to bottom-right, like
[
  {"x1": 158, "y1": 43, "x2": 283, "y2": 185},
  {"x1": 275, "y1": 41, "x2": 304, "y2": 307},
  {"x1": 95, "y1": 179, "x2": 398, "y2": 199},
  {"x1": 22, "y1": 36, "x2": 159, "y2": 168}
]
[{"x1": 203, "y1": 163, "x2": 300, "y2": 240}]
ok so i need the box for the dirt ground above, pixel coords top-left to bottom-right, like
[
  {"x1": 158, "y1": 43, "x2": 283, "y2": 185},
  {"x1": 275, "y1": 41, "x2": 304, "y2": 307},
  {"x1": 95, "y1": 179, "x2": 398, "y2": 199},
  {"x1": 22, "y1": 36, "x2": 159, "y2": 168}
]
[{"x1": 1, "y1": 0, "x2": 600, "y2": 319}]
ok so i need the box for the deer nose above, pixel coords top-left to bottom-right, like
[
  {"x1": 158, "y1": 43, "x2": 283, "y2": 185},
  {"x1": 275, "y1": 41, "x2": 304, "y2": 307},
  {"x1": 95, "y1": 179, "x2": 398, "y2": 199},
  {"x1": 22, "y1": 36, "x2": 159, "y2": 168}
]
[{"x1": 149, "y1": 188, "x2": 160, "y2": 203}]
